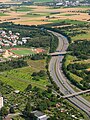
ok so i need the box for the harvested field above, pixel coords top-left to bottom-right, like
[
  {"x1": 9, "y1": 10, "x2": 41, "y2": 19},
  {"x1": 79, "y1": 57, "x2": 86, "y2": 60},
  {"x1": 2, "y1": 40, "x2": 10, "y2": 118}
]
[{"x1": 0, "y1": 6, "x2": 90, "y2": 25}]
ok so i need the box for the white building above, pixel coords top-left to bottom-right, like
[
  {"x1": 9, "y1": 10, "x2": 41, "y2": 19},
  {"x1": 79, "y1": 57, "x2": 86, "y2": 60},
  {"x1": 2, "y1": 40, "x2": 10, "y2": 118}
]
[
  {"x1": 31, "y1": 110, "x2": 49, "y2": 120},
  {"x1": 56, "y1": 2, "x2": 63, "y2": 6},
  {"x1": 9, "y1": 30, "x2": 12, "y2": 35},
  {"x1": 18, "y1": 41, "x2": 23, "y2": 45},
  {"x1": 0, "y1": 96, "x2": 3, "y2": 109},
  {"x1": 22, "y1": 38, "x2": 27, "y2": 44},
  {"x1": 65, "y1": 1, "x2": 70, "y2": 6}
]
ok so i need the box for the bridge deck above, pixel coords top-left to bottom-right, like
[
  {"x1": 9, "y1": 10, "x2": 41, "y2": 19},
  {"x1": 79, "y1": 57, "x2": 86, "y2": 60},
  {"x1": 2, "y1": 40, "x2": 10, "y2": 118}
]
[
  {"x1": 62, "y1": 89, "x2": 90, "y2": 98},
  {"x1": 48, "y1": 51, "x2": 67, "y2": 56}
]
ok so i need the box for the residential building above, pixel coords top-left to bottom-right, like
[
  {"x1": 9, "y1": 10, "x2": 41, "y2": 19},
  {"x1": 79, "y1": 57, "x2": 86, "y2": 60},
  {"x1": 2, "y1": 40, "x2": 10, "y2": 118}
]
[{"x1": 31, "y1": 110, "x2": 49, "y2": 120}]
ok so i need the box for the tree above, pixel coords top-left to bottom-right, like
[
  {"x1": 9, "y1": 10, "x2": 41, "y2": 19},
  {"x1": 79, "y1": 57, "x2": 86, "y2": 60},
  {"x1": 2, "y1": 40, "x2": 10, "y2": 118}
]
[
  {"x1": 9, "y1": 106, "x2": 15, "y2": 113},
  {"x1": 0, "y1": 107, "x2": 8, "y2": 117},
  {"x1": 38, "y1": 70, "x2": 46, "y2": 77},
  {"x1": 31, "y1": 72, "x2": 37, "y2": 76},
  {"x1": 23, "y1": 99, "x2": 32, "y2": 117},
  {"x1": 47, "y1": 87, "x2": 52, "y2": 93},
  {"x1": 25, "y1": 84, "x2": 32, "y2": 91}
]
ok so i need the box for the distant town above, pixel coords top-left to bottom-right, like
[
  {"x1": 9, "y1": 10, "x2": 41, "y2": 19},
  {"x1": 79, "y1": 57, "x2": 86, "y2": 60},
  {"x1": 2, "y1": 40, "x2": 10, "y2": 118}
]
[
  {"x1": 53, "y1": 0, "x2": 90, "y2": 7},
  {"x1": 0, "y1": 0, "x2": 90, "y2": 8}
]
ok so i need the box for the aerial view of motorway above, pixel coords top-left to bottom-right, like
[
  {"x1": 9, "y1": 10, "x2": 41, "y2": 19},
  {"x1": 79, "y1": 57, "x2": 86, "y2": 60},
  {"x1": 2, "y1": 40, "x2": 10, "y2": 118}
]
[{"x1": 0, "y1": 0, "x2": 90, "y2": 120}]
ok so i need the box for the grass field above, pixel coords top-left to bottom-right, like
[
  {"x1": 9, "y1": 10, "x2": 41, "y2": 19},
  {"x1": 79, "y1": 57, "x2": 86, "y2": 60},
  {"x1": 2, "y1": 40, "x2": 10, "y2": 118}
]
[
  {"x1": 11, "y1": 49, "x2": 34, "y2": 56},
  {"x1": 0, "y1": 13, "x2": 9, "y2": 16},
  {"x1": 0, "y1": 59, "x2": 49, "y2": 91},
  {"x1": 61, "y1": 14, "x2": 78, "y2": 16},
  {"x1": 23, "y1": 13, "x2": 44, "y2": 17},
  {"x1": 72, "y1": 31, "x2": 90, "y2": 41},
  {"x1": 48, "y1": 19, "x2": 87, "y2": 25},
  {"x1": 82, "y1": 94, "x2": 90, "y2": 102},
  {"x1": 15, "y1": 7, "x2": 33, "y2": 12}
]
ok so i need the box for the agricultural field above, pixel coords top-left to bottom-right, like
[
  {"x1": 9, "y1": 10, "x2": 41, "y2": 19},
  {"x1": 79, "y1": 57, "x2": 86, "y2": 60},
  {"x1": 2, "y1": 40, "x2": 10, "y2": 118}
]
[
  {"x1": 0, "y1": 59, "x2": 48, "y2": 91},
  {"x1": 0, "y1": 5, "x2": 90, "y2": 25},
  {"x1": 0, "y1": 0, "x2": 11, "y2": 2},
  {"x1": 0, "y1": 13, "x2": 9, "y2": 16}
]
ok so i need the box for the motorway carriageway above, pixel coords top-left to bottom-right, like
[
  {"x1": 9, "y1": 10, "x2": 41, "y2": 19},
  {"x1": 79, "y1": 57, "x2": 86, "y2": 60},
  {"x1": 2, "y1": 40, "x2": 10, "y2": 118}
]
[{"x1": 48, "y1": 30, "x2": 90, "y2": 118}]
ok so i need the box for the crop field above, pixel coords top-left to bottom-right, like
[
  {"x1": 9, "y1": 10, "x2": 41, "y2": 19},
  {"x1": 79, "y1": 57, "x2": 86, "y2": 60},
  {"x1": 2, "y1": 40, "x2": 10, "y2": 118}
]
[
  {"x1": 0, "y1": 5, "x2": 90, "y2": 25},
  {"x1": 0, "y1": 59, "x2": 49, "y2": 91},
  {"x1": 72, "y1": 30, "x2": 90, "y2": 41},
  {"x1": 15, "y1": 7, "x2": 33, "y2": 12},
  {"x1": 0, "y1": 13, "x2": 9, "y2": 16}
]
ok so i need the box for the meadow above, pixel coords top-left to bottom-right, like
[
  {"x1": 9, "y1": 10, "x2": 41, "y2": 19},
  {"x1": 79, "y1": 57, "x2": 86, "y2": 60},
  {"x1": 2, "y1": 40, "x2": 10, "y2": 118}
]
[
  {"x1": 0, "y1": 59, "x2": 49, "y2": 91},
  {"x1": 0, "y1": 13, "x2": 9, "y2": 16}
]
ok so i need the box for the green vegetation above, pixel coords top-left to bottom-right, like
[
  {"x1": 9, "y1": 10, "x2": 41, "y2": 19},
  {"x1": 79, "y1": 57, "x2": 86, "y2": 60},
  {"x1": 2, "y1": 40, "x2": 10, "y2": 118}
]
[
  {"x1": 60, "y1": 14, "x2": 78, "y2": 16},
  {"x1": 0, "y1": 13, "x2": 9, "y2": 16},
  {"x1": 34, "y1": 0, "x2": 53, "y2": 3},
  {"x1": 23, "y1": 13, "x2": 43, "y2": 17},
  {"x1": 0, "y1": 59, "x2": 48, "y2": 91},
  {"x1": 46, "y1": 20, "x2": 90, "y2": 90},
  {"x1": 11, "y1": 49, "x2": 34, "y2": 56},
  {"x1": 0, "y1": 22, "x2": 88, "y2": 119},
  {"x1": 0, "y1": 60, "x2": 28, "y2": 72},
  {"x1": 47, "y1": 19, "x2": 87, "y2": 25},
  {"x1": 0, "y1": 80, "x2": 85, "y2": 120},
  {"x1": 0, "y1": 22, "x2": 54, "y2": 49},
  {"x1": 0, "y1": 22, "x2": 58, "y2": 90},
  {"x1": 39, "y1": 19, "x2": 90, "y2": 101},
  {"x1": 31, "y1": 54, "x2": 45, "y2": 60},
  {"x1": 82, "y1": 94, "x2": 90, "y2": 102},
  {"x1": 15, "y1": 7, "x2": 33, "y2": 12},
  {"x1": 65, "y1": 41, "x2": 90, "y2": 89}
]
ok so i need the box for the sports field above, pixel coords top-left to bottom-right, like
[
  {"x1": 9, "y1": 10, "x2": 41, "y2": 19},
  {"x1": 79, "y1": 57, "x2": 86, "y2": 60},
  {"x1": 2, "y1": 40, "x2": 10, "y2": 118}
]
[{"x1": 11, "y1": 48, "x2": 34, "y2": 56}]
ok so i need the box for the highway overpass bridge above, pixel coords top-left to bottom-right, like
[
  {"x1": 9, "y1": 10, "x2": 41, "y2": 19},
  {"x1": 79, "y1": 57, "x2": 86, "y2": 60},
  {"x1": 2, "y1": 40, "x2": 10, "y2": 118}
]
[
  {"x1": 48, "y1": 51, "x2": 67, "y2": 56},
  {"x1": 62, "y1": 89, "x2": 90, "y2": 99}
]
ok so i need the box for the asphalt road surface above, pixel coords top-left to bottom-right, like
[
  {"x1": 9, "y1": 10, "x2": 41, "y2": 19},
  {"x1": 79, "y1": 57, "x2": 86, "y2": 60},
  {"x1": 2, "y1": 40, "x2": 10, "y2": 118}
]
[{"x1": 48, "y1": 30, "x2": 90, "y2": 118}]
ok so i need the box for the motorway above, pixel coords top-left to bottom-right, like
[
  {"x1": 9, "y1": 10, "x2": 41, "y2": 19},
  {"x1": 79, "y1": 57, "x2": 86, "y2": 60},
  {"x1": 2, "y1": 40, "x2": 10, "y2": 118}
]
[{"x1": 48, "y1": 30, "x2": 90, "y2": 118}]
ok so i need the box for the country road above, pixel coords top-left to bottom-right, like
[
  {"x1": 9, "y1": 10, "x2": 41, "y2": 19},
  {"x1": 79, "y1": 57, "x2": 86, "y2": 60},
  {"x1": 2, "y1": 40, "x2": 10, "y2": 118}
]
[{"x1": 48, "y1": 30, "x2": 90, "y2": 118}]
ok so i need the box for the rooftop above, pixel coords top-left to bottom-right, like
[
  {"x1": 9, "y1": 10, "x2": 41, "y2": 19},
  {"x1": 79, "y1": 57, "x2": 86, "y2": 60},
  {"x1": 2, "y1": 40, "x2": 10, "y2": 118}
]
[{"x1": 31, "y1": 110, "x2": 45, "y2": 117}]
